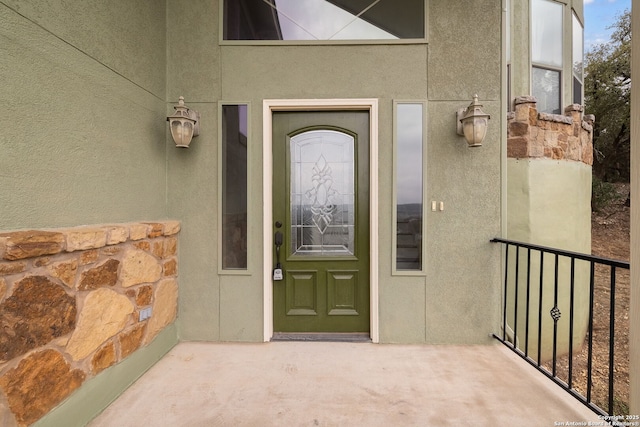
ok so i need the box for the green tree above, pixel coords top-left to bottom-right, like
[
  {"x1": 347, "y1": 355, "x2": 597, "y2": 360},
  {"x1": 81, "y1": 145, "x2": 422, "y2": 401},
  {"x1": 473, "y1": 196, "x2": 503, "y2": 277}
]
[{"x1": 585, "y1": 9, "x2": 631, "y2": 182}]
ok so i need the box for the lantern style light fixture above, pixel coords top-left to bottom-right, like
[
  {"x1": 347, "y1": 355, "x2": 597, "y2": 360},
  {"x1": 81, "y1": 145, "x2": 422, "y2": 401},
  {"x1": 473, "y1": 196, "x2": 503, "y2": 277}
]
[
  {"x1": 167, "y1": 96, "x2": 200, "y2": 148},
  {"x1": 456, "y1": 94, "x2": 491, "y2": 147}
]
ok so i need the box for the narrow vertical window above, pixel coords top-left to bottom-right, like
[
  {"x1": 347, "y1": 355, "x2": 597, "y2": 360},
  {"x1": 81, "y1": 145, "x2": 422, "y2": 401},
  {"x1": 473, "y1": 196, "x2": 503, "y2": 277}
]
[
  {"x1": 572, "y1": 13, "x2": 584, "y2": 105},
  {"x1": 221, "y1": 104, "x2": 248, "y2": 269},
  {"x1": 531, "y1": 0, "x2": 563, "y2": 114},
  {"x1": 395, "y1": 103, "x2": 424, "y2": 271}
]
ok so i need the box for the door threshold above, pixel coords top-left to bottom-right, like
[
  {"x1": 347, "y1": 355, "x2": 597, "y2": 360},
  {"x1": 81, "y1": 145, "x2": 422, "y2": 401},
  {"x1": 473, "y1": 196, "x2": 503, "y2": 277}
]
[{"x1": 271, "y1": 333, "x2": 372, "y2": 343}]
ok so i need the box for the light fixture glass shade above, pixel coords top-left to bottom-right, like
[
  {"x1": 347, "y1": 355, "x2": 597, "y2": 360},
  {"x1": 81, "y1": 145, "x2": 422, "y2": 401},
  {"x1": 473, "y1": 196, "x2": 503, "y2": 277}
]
[
  {"x1": 459, "y1": 95, "x2": 490, "y2": 147},
  {"x1": 167, "y1": 96, "x2": 198, "y2": 148},
  {"x1": 170, "y1": 117, "x2": 195, "y2": 147}
]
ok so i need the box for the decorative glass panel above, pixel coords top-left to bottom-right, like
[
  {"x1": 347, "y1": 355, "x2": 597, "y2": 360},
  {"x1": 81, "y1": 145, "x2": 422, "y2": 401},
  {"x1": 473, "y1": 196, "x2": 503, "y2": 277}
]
[
  {"x1": 531, "y1": 0, "x2": 563, "y2": 68},
  {"x1": 224, "y1": 0, "x2": 424, "y2": 41},
  {"x1": 290, "y1": 130, "x2": 355, "y2": 256},
  {"x1": 532, "y1": 67, "x2": 561, "y2": 114},
  {"x1": 221, "y1": 105, "x2": 248, "y2": 269},
  {"x1": 395, "y1": 103, "x2": 423, "y2": 271}
]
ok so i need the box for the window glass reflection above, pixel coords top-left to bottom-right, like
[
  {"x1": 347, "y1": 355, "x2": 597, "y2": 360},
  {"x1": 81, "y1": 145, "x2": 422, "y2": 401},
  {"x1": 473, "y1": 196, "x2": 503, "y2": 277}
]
[
  {"x1": 395, "y1": 103, "x2": 423, "y2": 271},
  {"x1": 222, "y1": 105, "x2": 248, "y2": 269},
  {"x1": 531, "y1": 0, "x2": 563, "y2": 67},
  {"x1": 532, "y1": 67, "x2": 561, "y2": 114},
  {"x1": 224, "y1": 0, "x2": 424, "y2": 41},
  {"x1": 572, "y1": 13, "x2": 584, "y2": 104}
]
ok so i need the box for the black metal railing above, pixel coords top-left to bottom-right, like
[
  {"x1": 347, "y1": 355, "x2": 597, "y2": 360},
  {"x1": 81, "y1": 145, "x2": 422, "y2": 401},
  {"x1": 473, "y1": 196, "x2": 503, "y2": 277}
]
[{"x1": 491, "y1": 238, "x2": 630, "y2": 416}]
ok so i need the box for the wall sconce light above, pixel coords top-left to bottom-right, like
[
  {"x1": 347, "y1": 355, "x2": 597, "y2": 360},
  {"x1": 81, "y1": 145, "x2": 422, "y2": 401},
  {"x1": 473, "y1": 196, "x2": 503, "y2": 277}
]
[
  {"x1": 456, "y1": 94, "x2": 490, "y2": 147},
  {"x1": 167, "y1": 96, "x2": 200, "y2": 148}
]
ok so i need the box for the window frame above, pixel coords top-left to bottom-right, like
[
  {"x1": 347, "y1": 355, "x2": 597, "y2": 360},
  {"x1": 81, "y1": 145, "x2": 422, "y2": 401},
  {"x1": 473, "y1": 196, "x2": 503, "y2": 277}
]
[
  {"x1": 219, "y1": 0, "x2": 429, "y2": 45},
  {"x1": 571, "y1": 11, "x2": 584, "y2": 105},
  {"x1": 392, "y1": 100, "x2": 427, "y2": 276},
  {"x1": 218, "y1": 101, "x2": 252, "y2": 275},
  {"x1": 530, "y1": 0, "x2": 565, "y2": 114}
]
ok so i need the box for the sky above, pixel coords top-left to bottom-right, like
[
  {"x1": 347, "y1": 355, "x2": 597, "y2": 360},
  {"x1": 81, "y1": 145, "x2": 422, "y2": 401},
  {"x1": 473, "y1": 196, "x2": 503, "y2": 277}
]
[{"x1": 584, "y1": 0, "x2": 631, "y2": 51}]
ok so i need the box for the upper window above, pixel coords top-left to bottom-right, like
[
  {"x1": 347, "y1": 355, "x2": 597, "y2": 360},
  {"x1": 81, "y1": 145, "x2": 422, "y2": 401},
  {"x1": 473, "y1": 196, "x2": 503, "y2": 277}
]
[
  {"x1": 531, "y1": 0, "x2": 563, "y2": 114},
  {"x1": 572, "y1": 12, "x2": 584, "y2": 105},
  {"x1": 223, "y1": 0, "x2": 425, "y2": 41},
  {"x1": 531, "y1": 0, "x2": 563, "y2": 67}
]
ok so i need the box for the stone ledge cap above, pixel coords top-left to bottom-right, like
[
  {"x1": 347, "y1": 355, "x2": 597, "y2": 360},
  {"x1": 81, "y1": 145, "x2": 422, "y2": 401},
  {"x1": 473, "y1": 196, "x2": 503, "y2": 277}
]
[
  {"x1": 65, "y1": 228, "x2": 108, "y2": 252},
  {"x1": 0, "y1": 221, "x2": 180, "y2": 261},
  {"x1": 564, "y1": 104, "x2": 584, "y2": 113},
  {"x1": 163, "y1": 221, "x2": 181, "y2": 236},
  {"x1": 538, "y1": 112, "x2": 573, "y2": 125},
  {"x1": 514, "y1": 95, "x2": 537, "y2": 105},
  {"x1": 0, "y1": 230, "x2": 65, "y2": 261}
]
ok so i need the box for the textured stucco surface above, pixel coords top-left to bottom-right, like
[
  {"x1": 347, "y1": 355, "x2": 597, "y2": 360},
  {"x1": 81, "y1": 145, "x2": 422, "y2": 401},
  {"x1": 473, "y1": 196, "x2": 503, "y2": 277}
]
[
  {"x1": 425, "y1": 100, "x2": 502, "y2": 344},
  {"x1": 507, "y1": 158, "x2": 592, "y2": 252},
  {"x1": 1, "y1": 0, "x2": 166, "y2": 96},
  {"x1": 0, "y1": 3, "x2": 167, "y2": 230},
  {"x1": 428, "y1": 0, "x2": 502, "y2": 101},
  {"x1": 631, "y1": 2, "x2": 640, "y2": 415}
]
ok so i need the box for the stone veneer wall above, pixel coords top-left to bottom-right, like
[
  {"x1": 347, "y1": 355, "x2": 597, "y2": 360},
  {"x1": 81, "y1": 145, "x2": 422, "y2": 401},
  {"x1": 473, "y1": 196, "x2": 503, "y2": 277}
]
[
  {"x1": 0, "y1": 221, "x2": 179, "y2": 426},
  {"x1": 507, "y1": 95, "x2": 594, "y2": 165}
]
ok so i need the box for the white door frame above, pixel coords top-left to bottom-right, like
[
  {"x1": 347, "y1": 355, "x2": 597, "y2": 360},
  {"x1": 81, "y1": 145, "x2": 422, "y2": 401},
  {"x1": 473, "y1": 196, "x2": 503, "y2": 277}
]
[{"x1": 262, "y1": 99, "x2": 379, "y2": 343}]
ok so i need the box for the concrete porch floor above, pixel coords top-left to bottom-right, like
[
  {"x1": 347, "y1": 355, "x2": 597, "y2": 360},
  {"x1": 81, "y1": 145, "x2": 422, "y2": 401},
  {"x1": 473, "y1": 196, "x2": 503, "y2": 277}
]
[{"x1": 89, "y1": 341, "x2": 601, "y2": 426}]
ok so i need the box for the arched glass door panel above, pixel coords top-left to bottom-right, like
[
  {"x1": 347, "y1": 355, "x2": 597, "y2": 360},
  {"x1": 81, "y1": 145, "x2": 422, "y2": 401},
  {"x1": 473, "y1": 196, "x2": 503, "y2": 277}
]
[{"x1": 290, "y1": 129, "x2": 355, "y2": 256}]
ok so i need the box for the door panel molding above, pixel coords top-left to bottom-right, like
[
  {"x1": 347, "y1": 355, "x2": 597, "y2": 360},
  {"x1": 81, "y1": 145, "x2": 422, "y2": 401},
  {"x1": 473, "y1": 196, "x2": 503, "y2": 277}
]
[
  {"x1": 327, "y1": 270, "x2": 359, "y2": 316},
  {"x1": 286, "y1": 270, "x2": 318, "y2": 316},
  {"x1": 263, "y1": 99, "x2": 379, "y2": 342}
]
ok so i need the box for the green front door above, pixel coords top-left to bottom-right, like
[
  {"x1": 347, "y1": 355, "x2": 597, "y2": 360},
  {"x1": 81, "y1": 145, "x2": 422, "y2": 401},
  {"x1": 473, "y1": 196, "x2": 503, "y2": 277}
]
[{"x1": 272, "y1": 111, "x2": 370, "y2": 333}]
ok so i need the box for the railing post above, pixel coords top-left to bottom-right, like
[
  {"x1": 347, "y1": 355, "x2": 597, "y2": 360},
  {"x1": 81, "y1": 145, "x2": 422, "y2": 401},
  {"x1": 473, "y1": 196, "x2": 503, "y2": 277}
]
[
  {"x1": 608, "y1": 266, "x2": 617, "y2": 414},
  {"x1": 525, "y1": 249, "x2": 532, "y2": 357},
  {"x1": 503, "y1": 244, "x2": 509, "y2": 342},
  {"x1": 514, "y1": 246, "x2": 520, "y2": 348},
  {"x1": 587, "y1": 261, "x2": 595, "y2": 404},
  {"x1": 537, "y1": 251, "x2": 544, "y2": 366},
  {"x1": 551, "y1": 254, "x2": 560, "y2": 377},
  {"x1": 568, "y1": 258, "x2": 576, "y2": 389}
]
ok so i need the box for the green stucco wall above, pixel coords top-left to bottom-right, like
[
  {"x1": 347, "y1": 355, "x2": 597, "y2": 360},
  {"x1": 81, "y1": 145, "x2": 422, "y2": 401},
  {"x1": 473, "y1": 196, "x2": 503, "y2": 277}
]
[
  {"x1": 506, "y1": 158, "x2": 592, "y2": 360},
  {"x1": 508, "y1": 158, "x2": 591, "y2": 251},
  {"x1": 0, "y1": 1, "x2": 168, "y2": 230},
  {"x1": 167, "y1": 0, "x2": 503, "y2": 344}
]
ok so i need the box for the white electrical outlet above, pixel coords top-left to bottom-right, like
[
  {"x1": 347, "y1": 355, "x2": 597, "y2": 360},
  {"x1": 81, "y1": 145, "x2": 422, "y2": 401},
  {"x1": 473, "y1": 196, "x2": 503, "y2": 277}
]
[{"x1": 139, "y1": 307, "x2": 152, "y2": 321}]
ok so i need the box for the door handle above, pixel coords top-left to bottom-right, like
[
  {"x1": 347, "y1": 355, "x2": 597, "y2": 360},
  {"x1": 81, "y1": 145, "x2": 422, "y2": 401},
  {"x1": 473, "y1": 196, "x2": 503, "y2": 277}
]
[{"x1": 273, "y1": 229, "x2": 284, "y2": 281}]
